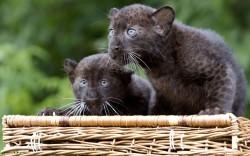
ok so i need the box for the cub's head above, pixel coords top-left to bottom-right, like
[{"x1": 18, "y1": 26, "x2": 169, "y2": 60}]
[
  {"x1": 64, "y1": 54, "x2": 133, "y2": 115},
  {"x1": 108, "y1": 4, "x2": 175, "y2": 67}
]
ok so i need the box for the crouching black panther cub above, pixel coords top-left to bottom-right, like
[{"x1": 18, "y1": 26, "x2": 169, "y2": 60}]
[{"x1": 38, "y1": 53, "x2": 155, "y2": 116}]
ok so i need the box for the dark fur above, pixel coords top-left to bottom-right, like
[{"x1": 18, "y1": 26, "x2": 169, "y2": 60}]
[
  {"x1": 38, "y1": 54, "x2": 155, "y2": 116},
  {"x1": 108, "y1": 4, "x2": 247, "y2": 116}
]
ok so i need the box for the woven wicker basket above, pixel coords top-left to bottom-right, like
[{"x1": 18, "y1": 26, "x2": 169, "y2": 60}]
[{"x1": 1, "y1": 113, "x2": 250, "y2": 155}]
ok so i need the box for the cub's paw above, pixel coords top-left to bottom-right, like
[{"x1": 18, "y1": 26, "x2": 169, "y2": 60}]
[
  {"x1": 37, "y1": 108, "x2": 59, "y2": 116},
  {"x1": 198, "y1": 107, "x2": 224, "y2": 115}
]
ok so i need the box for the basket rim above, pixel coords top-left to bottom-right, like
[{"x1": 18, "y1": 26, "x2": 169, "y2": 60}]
[{"x1": 3, "y1": 113, "x2": 237, "y2": 128}]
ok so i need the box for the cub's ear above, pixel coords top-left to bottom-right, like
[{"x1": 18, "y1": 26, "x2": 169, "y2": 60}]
[
  {"x1": 64, "y1": 59, "x2": 78, "y2": 83},
  {"x1": 108, "y1": 8, "x2": 119, "y2": 18},
  {"x1": 64, "y1": 59, "x2": 77, "y2": 73},
  {"x1": 151, "y1": 6, "x2": 175, "y2": 35},
  {"x1": 120, "y1": 67, "x2": 134, "y2": 85}
]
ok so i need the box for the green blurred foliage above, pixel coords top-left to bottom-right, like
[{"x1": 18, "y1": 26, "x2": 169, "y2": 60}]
[{"x1": 0, "y1": 0, "x2": 250, "y2": 150}]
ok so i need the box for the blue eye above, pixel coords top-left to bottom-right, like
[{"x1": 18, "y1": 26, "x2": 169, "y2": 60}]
[
  {"x1": 109, "y1": 29, "x2": 114, "y2": 37},
  {"x1": 127, "y1": 28, "x2": 136, "y2": 37},
  {"x1": 80, "y1": 79, "x2": 88, "y2": 87},
  {"x1": 100, "y1": 79, "x2": 109, "y2": 87}
]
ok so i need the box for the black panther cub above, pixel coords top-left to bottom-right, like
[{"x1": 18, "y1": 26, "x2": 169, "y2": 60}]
[
  {"x1": 108, "y1": 4, "x2": 247, "y2": 116},
  {"x1": 38, "y1": 53, "x2": 155, "y2": 116}
]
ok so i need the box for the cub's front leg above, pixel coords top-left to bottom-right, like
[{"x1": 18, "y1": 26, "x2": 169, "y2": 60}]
[{"x1": 199, "y1": 65, "x2": 236, "y2": 115}]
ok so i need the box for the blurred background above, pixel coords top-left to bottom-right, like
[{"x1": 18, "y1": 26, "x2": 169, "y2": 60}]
[{"x1": 1, "y1": 0, "x2": 250, "y2": 150}]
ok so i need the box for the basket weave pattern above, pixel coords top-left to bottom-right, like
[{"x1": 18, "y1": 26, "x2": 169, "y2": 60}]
[{"x1": 2, "y1": 113, "x2": 250, "y2": 155}]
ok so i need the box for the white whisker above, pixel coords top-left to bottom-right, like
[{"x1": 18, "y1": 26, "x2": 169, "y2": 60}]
[
  {"x1": 102, "y1": 103, "x2": 108, "y2": 115},
  {"x1": 106, "y1": 100, "x2": 129, "y2": 112},
  {"x1": 58, "y1": 96, "x2": 78, "y2": 100},
  {"x1": 106, "y1": 97, "x2": 124, "y2": 103},
  {"x1": 128, "y1": 52, "x2": 143, "y2": 75},
  {"x1": 75, "y1": 105, "x2": 82, "y2": 116},
  {"x1": 127, "y1": 53, "x2": 137, "y2": 72},
  {"x1": 107, "y1": 99, "x2": 123, "y2": 105},
  {"x1": 75, "y1": 102, "x2": 86, "y2": 116},
  {"x1": 66, "y1": 103, "x2": 81, "y2": 116},
  {"x1": 130, "y1": 52, "x2": 151, "y2": 71},
  {"x1": 65, "y1": 104, "x2": 78, "y2": 116},
  {"x1": 58, "y1": 101, "x2": 81, "y2": 110},
  {"x1": 82, "y1": 104, "x2": 87, "y2": 115},
  {"x1": 72, "y1": 104, "x2": 82, "y2": 116},
  {"x1": 105, "y1": 101, "x2": 119, "y2": 115}
]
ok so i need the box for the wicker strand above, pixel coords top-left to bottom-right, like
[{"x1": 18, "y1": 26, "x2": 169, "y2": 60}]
[
  {"x1": 231, "y1": 113, "x2": 239, "y2": 150},
  {"x1": 3, "y1": 113, "x2": 234, "y2": 128}
]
